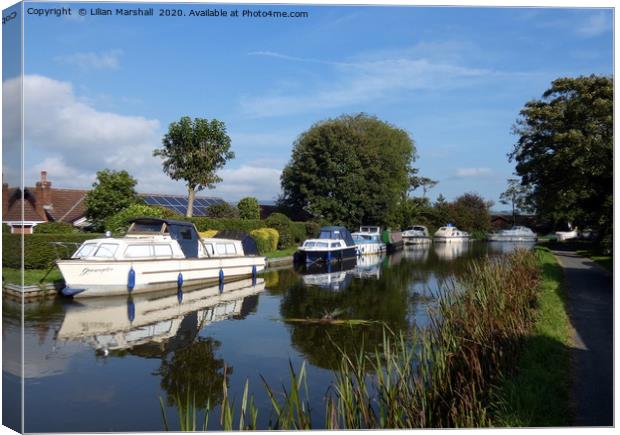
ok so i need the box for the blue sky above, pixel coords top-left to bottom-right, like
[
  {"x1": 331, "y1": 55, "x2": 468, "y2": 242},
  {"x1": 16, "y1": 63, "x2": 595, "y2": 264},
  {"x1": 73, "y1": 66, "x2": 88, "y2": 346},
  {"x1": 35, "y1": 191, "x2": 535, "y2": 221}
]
[{"x1": 3, "y1": 3, "x2": 613, "y2": 209}]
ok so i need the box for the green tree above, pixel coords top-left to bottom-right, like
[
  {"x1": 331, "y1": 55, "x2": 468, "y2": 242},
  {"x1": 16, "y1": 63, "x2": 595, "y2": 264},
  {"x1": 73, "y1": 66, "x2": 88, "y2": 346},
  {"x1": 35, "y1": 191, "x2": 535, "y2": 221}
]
[
  {"x1": 154, "y1": 116, "x2": 234, "y2": 217},
  {"x1": 510, "y1": 75, "x2": 612, "y2": 239},
  {"x1": 279, "y1": 113, "x2": 418, "y2": 228},
  {"x1": 237, "y1": 197, "x2": 260, "y2": 220},
  {"x1": 448, "y1": 193, "x2": 492, "y2": 234},
  {"x1": 85, "y1": 169, "x2": 140, "y2": 231},
  {"x1": 499, "y1": 178, "x2": 533, "y2": 226},
  {"x1": 205, "y1": 202, "x2": 240, "y2": 218}
]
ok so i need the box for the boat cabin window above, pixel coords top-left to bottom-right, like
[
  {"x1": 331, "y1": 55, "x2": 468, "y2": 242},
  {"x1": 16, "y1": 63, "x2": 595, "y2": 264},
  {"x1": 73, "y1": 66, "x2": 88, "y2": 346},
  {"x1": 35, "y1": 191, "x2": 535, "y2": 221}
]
[
  {"x1": 153, "y1": 245, "x2": 173, "y2": 257},
  {"x1": 128, "y1": 222, "x2": 165, "y2": 233},
  {"x1": 331, "y1": 242, "x2": 341, "y2": 248},
  {"x1": 74, "y1": 243, "x2": 97, "y2": 258},
  {"x1": 216, "y1": 243, "x2": 237, "y2": 255},
  {"x1": 180, "y1": 228, "x2": 193, "y2": 240},
  {"x1": 125, "y1": 245, "x2": 152, "y2": 258},
  {"x1": 319, "y1": 230, "x2": 342, "y2": 240},
  {"x1": 94, "y1": 243, "x2": 119, "y2": 258}
]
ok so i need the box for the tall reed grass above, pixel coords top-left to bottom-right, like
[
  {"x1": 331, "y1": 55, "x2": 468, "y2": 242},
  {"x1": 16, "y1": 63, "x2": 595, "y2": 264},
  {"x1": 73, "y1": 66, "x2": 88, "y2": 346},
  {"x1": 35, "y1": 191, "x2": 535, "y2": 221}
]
[{"x1": 161, "y1": 249, "x2": 542, "y2": 430}]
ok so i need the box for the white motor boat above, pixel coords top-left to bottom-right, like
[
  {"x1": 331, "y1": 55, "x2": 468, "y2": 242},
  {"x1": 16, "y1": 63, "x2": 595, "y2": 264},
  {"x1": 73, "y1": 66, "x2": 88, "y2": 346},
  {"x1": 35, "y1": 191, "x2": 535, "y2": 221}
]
[
  {"x1": 402, "y1": 225, "x2": 431, "y2": 244},
  {"x1": 433, "y1": 224, "x2": 470, "y2": 242},
  {"x1": 295, "y1": 226, "x2": 358, "y2": 263},
  {"x1": 489, "y1": 226, "x2": 537, "y2": 242},
  {"x1": 351, "y1": 226, "x2": 387, "y2": 255},
  {"x1": 556, "y1": 229, "x2": 579, "y2": 241},
  {"x1": 56, "y1": 218, "x2": 266, "y2": 298}
]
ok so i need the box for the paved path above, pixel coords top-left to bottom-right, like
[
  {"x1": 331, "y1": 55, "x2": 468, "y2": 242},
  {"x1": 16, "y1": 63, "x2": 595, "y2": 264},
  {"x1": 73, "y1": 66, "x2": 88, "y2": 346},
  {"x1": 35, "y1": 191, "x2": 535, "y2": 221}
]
[{"x1": 553, "y1": 250, "x2": 613, "y2": 427}]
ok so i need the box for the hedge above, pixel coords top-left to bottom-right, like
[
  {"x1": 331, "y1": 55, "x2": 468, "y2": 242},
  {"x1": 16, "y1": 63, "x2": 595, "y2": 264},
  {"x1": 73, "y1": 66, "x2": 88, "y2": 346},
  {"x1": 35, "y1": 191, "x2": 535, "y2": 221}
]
[
  {"x1": 33, "y1": 222, "x2": 76, "y2": 234},
  {"x1": 3, "y1": 234, "x2": 104, "y2": 269},
  {"x1": 250, "y1": 228, "x2": 279, "y2": 254},
  {"x1": 189, "y1": 217, "x2": 265, "y2": 233}
]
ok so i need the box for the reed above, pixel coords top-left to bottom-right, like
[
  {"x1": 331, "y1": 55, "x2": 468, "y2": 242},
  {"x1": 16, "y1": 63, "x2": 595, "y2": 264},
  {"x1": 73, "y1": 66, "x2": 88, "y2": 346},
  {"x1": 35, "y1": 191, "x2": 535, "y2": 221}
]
[{"x1": 160, "y1": 249, "x2": 542, "y2": 430}]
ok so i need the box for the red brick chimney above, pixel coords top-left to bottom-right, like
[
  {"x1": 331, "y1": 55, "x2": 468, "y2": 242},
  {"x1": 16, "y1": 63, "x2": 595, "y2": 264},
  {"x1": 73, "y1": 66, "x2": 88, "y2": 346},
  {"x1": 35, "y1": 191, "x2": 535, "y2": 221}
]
[{"x1": 34, "y1": 171, "x2": 53, "y2": 220}]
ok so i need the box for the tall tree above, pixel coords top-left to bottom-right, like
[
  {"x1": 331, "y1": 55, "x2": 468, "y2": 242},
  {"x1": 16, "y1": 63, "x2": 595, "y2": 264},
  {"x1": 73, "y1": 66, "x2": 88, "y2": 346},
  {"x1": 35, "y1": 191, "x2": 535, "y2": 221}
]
[
  {"x1": 279, "y1": 113, "x2": 418, "y2": 228},
  {"x1": 499, "y1": 178, "x2": 533, "y2": 226},
  {"x1": 510, "y1": 75, "x2": 612, "y2": 238},
  {"x1": 85, "y1": 169, "x2": 140, "y2": 231},
  {"x1": 154, "y1": 116, "x2": 234, "y2": 217}
]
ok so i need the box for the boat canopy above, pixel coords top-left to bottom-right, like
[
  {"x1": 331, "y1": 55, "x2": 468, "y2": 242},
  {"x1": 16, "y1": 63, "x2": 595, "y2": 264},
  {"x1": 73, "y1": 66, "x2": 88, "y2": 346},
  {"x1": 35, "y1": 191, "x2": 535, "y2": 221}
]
[
  {"x1": 318, "y1": 226, "x2": 356, "y2": 247},
  {"x1": 127, "y1": 218, "x2": 200, "y2": 258}
]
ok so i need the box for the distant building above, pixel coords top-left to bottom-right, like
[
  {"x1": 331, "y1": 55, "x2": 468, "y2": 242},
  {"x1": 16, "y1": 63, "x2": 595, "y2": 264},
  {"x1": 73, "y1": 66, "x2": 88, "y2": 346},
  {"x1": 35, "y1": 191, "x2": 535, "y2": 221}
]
[{"x1": 2, "y1": 171, "x2": 226, "y2": 234}]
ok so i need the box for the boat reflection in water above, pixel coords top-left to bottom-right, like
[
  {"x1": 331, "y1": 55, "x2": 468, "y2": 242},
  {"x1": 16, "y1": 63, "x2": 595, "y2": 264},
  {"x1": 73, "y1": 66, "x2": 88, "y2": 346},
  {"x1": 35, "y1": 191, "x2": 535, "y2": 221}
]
[
  {"x1": 351, "y1": 254, "x2": 386, "y2": 279},
  {"x1": 57, "y1": 277, "x2": 265, "y2": 354},
  {"x1": 487, "y1": 241, "x2": 536, "y2": 255},
  {"x1": 295, "y1": 258, "x2": 356, "y2": 291},
  {"x1": 403, "y1": 244, "x2": 431, "y2": 263},
  {"x1": 433, "y1": 241, "x2": 470, "y2": 261}
]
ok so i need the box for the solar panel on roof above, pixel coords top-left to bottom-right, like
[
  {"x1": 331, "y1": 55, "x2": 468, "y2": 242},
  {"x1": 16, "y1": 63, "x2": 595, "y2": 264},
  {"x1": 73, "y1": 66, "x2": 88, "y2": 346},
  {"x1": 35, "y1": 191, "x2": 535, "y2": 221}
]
[
  {"x1": 169, "y1": 197, "x2": 183, "y2": 206},
  {"x1": 143, "y1": 196, "x2": 158, "y2": 205}
]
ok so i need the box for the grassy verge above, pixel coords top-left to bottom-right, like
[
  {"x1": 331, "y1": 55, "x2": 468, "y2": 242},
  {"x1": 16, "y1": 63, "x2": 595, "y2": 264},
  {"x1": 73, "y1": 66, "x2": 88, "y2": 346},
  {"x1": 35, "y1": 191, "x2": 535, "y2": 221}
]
[
  {"x1": 265, "y1": 247, "x2": 297, "y2": 259},
  {"x1": 2, "y1": 267, "x2": 63, "y2": 285},
  {"x1": 491, "y1": 246, "x2": 571, "y2": 426},
  {"x1": 575, "y1": 250, "x2": 612, "y2": 272}
]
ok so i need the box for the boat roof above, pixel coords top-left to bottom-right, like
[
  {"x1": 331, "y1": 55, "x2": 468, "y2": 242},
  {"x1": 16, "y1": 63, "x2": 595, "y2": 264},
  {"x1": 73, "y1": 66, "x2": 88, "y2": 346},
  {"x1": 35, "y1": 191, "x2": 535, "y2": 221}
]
[{"x1": 321, "y1": 226, "x2": 350, "y2": 231}]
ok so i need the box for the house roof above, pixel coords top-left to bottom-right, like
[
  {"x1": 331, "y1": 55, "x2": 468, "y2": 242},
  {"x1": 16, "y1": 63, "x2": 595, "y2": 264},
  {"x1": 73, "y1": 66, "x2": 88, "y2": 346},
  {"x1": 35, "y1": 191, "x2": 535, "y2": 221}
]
[{"x1": 3, "y1": 186, "x2": 88, "y2": 224}]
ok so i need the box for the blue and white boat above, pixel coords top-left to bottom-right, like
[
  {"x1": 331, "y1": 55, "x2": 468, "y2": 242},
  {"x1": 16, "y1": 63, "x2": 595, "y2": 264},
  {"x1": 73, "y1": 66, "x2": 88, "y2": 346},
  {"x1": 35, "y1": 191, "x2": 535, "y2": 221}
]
[
  {"x1": 295, "y1": 226, "x2": 358, "y2": 263},
  {"x1": 351, "y1": 226, "x2": 387, "y2": 255}
]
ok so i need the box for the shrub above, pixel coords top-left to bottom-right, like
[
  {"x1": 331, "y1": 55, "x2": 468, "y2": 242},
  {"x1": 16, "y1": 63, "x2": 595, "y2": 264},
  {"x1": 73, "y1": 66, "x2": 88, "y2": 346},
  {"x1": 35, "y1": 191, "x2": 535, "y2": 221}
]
[
  {"x1": 198, "y1": 230, "x2": 219, "y2": 239},
  {"x1": 237, "y1": 197, "x2": 260, "y2": 220},
  {"x1": 304, "y1": 221, "x2": 321, "y2": 238},
  {"x1": 2, "y1": 223, "x2": 12, "y2": 234},
  {"x1": 205, "y1": 203, "x2": 240, "y2": 218},
  {"x1": 33, "y1": 222, "x2": 76, "y2": 234},
  {"x1": 3, "y1": 233, "x2": 103, "y2": 269},
  {"x1": 265, "y1": 213, "x2": 295, "y2": 248},
  {"x1": 105, "y1": 204, "x2": 171, "y2": 234},
  {"x1": 290, "y1": 222, "x2": 307, "y2": 244},
  {"x1": 189, "y1": 218, "x2": 264, "y2": 233},
  {"x1": 250, "y1": 228, "x2": 279, "y2": 254}
]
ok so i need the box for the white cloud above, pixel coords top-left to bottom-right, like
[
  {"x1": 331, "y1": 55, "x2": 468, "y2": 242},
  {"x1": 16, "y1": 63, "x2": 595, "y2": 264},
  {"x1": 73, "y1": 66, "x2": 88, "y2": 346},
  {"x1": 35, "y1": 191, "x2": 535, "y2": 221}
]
[
  {"x1": 211, "y1": 165, "x2": 282, "y2": 202},
  {"x1": 55, "y1": 49, "x2": 123, "y2": 70},
  {"x1": 241, "y1": 51, "x2": 493, "y2": 118},
  {"x1": 455, "y1": 167, "x2": 492, "y2": 177},
  {"x1": 576, "y1": 12, "x2": 612, "y2": 37}
]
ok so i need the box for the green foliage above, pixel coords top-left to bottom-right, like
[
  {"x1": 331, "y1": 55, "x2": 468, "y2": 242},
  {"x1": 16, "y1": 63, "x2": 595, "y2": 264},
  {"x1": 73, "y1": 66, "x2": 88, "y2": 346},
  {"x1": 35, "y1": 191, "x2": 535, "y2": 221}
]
[
  {"x1": 250, "y1": 228, "x2": 279, "y2": 254},
  {"x1": 2, "y1": 223, "x2": 11, "y2": 234},
  {"x1": 206, "y1": 202, "x2": 240, "y2": 219},
  {"x1": 154, "y1": 116, "x2": 234, "y2": 217},
  {"x1": 189, "y1": 217, "x2": 264, "y2": 233},
  {"x1": 33, "y1": 221, "x2": 76, "y2": 234},
  {"x1": 510, "y1": 75, "x2": 612, "y2": 240},
  {"x1": 237, "y1": 197, "x2": 260, "y2": 220},
  {"x1": 85, "y1": 169, "x2": 141, "y2": 232},
  {"x1": 105, "y1": 203, "x2": 172, "y2": 234},
  {"x1": 265, "y1": 213, "x2": 296, "y2": 248},
  {"x1": 280, "y1": 113, "x2": 418, "y2": 229},
  {"x1": 304, "y1": 221, "x2": 321, "y2": 238},
  {"x1": 3, "y1": 234, "x2": 103, "y2": 269},
  {"x1": 447, "y1": 193, "x2": 492, "y2": 233}
]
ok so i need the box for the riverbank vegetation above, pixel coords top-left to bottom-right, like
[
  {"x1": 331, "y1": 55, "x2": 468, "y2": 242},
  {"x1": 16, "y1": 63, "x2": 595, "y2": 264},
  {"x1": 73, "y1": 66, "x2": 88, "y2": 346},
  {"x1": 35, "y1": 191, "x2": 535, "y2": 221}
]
[{"x1": 160, "y1": 248, "x2": 568, "y2": 429}]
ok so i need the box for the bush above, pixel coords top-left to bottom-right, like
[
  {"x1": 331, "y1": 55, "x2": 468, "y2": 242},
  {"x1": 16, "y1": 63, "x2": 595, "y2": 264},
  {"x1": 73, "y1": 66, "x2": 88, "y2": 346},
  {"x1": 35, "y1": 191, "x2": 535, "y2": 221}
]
[
  {"x1": 2, "y1": 223, "x2": 12, "y2": 234},
  {"x1": 250, "y1": 228, "x2": 279, "y2": 254},
  {"x1": 105, "y1": 204, "x2": 172, "y2": 234},
  {"x1": 189, "y1": 217, "x2": 264, "y2": 233},
  {"x1": 304, "y1": 221, "x2": 321, "y2": 238},
  {"x1": 33, "y1": 222, "x2": 76, "y2": 234},
  {"x1": 237, "y1": 197, "x2": 260, "y2": 220},
  {"x1": 265, "y1": 213, "x2": 295, "y2": 248},
  {"x1": 198, "y1": 230, "x2": 219, "y2": 239},
  {"x1": 290, "y1": 222, "x2": 307, "y2": 244},
  {"x1": 205, "y1": 203, "x2": 240, "y2": 218},
  {"x1": 3, "y1": 233, "x2": 103, "y2": 269}
]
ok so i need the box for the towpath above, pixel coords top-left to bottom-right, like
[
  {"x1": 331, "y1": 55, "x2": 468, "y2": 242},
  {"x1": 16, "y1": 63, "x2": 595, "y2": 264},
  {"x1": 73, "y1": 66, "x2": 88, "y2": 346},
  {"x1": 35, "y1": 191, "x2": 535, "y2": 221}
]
[{"x1": 552, "y1": 249, "x2": 613, "y2": 427}]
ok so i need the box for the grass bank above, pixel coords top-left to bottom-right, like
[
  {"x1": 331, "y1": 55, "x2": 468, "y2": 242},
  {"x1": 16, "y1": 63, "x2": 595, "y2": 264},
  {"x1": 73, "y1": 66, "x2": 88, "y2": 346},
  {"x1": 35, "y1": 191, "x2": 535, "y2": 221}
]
[
  {"x1": 264, "y1": 247, "x2": 297, "y2": 259},
  {"x1": 2, "y1": 267, "x2": 63, "y2": 285},
  {"x1": 491, "y1": 246, "x2": 571, "y2": 426}
]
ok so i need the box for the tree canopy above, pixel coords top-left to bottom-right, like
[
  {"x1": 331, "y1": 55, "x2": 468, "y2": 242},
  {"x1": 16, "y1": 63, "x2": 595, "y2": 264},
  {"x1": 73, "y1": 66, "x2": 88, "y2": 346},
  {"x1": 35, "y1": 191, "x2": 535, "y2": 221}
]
[
  {"x1": 154, "y1": 116, "x2": 234, "y2": 217},
  {"x1": 510, "y1": 75, "x2": 612, "y2": 239},
  {"x1": 237, "y1": 197, "x2": 260, "y2": 220},
  {"x1": 279, "y1": 113, "x2": 417, "y2": 229},
  {"x1": 85, "y1": 169, "x2": 140, "y2": 231}
]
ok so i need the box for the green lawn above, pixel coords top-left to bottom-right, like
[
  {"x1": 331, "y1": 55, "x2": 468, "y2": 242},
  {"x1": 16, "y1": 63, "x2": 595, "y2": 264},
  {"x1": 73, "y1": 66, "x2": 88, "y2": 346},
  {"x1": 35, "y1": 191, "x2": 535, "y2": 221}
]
[
  {"x1": 264, "y1": 247, "x2": 297, "y2": 259},
  {"x1": 575, "y1": 250, "x2": 612, "y2": 272},
  {"x1": 492, "y1": 246, "x2": 572, "y2": 426},
  {"x1": 2, "y1": 267, "x2": 63, "y2": 285}
]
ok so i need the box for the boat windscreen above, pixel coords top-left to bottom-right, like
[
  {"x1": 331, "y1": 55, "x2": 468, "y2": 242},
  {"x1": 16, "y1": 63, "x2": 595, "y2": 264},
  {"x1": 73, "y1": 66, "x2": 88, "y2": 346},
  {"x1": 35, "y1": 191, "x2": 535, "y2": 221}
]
[{"x1": 128, "y1": 222, "x2": 164, "y2": 233}]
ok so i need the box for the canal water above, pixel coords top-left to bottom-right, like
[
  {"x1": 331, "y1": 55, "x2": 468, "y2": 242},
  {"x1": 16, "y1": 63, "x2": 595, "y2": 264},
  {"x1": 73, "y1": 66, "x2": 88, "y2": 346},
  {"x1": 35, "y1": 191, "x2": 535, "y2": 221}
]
[{"x1": 3, "y1": 241, "x2": 533, "y2": 432}]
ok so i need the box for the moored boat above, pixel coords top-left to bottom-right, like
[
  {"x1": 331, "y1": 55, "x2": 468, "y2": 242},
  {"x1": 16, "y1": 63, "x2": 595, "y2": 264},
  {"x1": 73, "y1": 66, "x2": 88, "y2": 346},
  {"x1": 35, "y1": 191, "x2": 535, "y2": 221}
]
[
  {"x1": 433, "y1": 224, "x2": 470, "y2": 242},
  {"x1": 295, "y1": 226, "x2": 358, "y2": 263},
  {"x1": 351, "y1": 226, "x2": 386, "y2": 255},
  {"x1": 56, "y1": 218, "x2": 266, "y2": 298},
  {"x1": 381, "y1": 228, "x2": 404, "y2": 253},
  {"x1": 489, "y1": 226, "x2": 537, "y2": 242},
  {"x1": 402, "y1": 225, "x2": 431, "y2": 244}
]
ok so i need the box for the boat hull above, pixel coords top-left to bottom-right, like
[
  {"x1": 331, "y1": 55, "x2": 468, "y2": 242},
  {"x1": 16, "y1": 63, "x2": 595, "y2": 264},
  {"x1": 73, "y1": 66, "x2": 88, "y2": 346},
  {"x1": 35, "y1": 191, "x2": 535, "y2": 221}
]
[
  {"x1": 295, "y1": 247, "x2": 358, "y2": 263},
  {"x1": 355, "y1": 242, "x2": 386, "y2": 255},
  {"x1": 433, "y1": 236, "x2": 471, "y2": 243},
  {"x1": 403, "y1": 236, "x2": 431, "y2": 245},
  {"x1": 57, "y1": 256, "x2": 266, "y2": 297}
]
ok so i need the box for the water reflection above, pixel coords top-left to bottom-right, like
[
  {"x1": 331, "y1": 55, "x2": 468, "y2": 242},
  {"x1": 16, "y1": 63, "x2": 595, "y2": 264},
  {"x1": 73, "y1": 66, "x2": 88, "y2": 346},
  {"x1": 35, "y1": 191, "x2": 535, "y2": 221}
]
[
  {"x1": 58, "y1": 278, "x2": 265, "y2": 354},
  {"x1": 433, "y1": 241, "x2": 471, "y2": 261},
  {"x1": 295, "y1": 258, "x2": 356, "y2": 291},
  {"x1": 403, "y1": 244, "x2": 431, "y2": 263},
  {"x1": 487, "y1": 241, "x2": 537, "y2": 255},
  {"x1": 351, "y1": 254, "x2": 386, "y2": 279}
]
